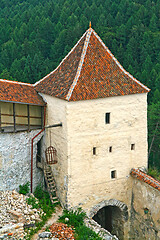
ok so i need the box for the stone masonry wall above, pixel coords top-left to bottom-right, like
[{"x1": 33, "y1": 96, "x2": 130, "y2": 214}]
[
  {"x1": 130, "y1": 178, "x2": 160, "y2": 239},
  {"x1": 0, "y1": 130, "x2": 44, "y2": 192}
]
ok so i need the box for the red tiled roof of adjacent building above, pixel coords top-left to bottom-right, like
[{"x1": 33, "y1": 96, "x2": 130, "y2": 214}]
[
  {"x1": 131, "y1": 168, "x2": 160, "y2": 191},
  {"x1": 0, "y1": 79, "x2": 45, "y2": 106},
  {"x1": 35, "y1": 28, "x2": 150, "y2": 101}
]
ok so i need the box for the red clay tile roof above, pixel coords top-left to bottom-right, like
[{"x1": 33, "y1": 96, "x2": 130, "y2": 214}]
[
  {"x1": 131, "y1": 168, "x2": 160, "y2": 191},
  {"x1": 0, "y1": 79, "x2": 45, "y2": 106},
  {"x1": 35, "y1": 28, "x2": 150, "y2": 101}
]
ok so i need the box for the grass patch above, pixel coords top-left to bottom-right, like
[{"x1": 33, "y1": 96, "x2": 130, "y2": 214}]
[
  {"x1": 58, "y1": 208, "x2": 102, "y2": 240},
  {"x1": 24, "y1": 185, "x2": 59, "y2": 239},
  {"x1": 19, "y1": 181, "x2": 30, "y2": 195}
]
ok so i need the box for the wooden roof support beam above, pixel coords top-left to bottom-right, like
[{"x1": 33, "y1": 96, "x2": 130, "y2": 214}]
[{"x1": 13, "y1": 103, "x2": 16, "y2": 133}]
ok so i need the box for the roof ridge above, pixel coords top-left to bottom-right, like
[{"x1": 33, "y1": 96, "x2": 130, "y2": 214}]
[
  {"x1": 135, "y1": 169, "x2": 160, "y2": 185},
  {"x1": 92, "y1": 30, "x2": 150, "y2": 92},
  {"x1": 0, "y1": 79, "x2": 32, "y2": 86},
  {"x1": 131, "y1": 168, "x2": 160, "y2": 190},
  {"x1": 34, "y1": 29, "x2": 89, "y2": 87},
  {"x1": 66, "y1": 28, "x2": 93, "y2": 101}
]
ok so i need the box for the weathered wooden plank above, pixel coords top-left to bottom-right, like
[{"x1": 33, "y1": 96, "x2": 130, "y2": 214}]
[{"x1": 13, "y1": 103, "x2": 16, "y2": 132}]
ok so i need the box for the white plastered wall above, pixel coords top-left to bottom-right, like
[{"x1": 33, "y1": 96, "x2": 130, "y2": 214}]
[
  {"x1": 44, "y1": 93, "x2": 148, "y2": 211},
  {"x1": 42, "y1": 94, "x2": 68, "y2": 207},
  {"x1": 66, "y1": 93, "x2": 148, "y2": 211}
]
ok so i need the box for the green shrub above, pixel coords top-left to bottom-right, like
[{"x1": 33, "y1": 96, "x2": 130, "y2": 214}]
[
  {"x1": 26, "y1": 184, "x2": 57, "y2": 215},
  {"x1": 148, "y1": 168, "x2": 160, "y2": 181},
  {"x1": 76, "y1": 225, "x2": 102, "y2": 240},
  {"x1": 19, "y1": 182, "x2": 30, "y2": 195},
  {"x1": 26, "y1": 195, "x2": 39, "y2": 209},
  {"x1": 59, "y1": 208, "x2": 86, "y2": 228},
  {"x1": 59, "y1": 208, "x2": 102, "y2": 240}
]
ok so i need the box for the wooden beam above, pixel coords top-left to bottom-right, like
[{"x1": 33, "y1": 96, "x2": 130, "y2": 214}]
[
  {"x1": 41, "y1": 106, "x2": 43, "y2": 128},
  {"x1": 0, "y1": 113, "x2": 41, "y2": 119},
  {"x1": 27, "y1": 104, "x2": 30, "y2": 131},
  {"x1": 13, "y1": 103, "x2": 16, "y2": 132}
]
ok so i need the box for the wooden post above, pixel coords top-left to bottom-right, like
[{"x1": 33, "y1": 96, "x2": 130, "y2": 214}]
[
  {"x1": 27, "y1": 105, "x2": 30, "y2": 131},
  {"x1": 13, "y1": 103, "x2": 16, "y2": 132},
  {"x1": 41, "y1": 106, "x2": 43, "y2": 128}
]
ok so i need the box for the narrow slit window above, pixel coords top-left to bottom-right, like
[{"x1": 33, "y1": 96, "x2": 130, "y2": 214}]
[
  {"x1": 131, "y1": 144, "x2": 135, "y2": 150},
  {"x1": 105, "y1": 113, "x2": 110, "y2": 124},
  {"x1": 111, "y1": 170, "x2": 116, "y2": 179},
  {"x1": 93, "y1": 147, "x2": 96, "y2": 155},
  {"x1": 109, "y1": 146, "x2": 112, "y2": 152}
]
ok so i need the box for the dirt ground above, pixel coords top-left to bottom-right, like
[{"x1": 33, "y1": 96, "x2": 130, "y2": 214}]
[{"x1": 31, "y1": 206, "x2": 63, "y2": 240}]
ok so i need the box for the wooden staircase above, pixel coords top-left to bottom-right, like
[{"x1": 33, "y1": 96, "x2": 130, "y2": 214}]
[{"x1": 43, "y1": 164, "x2": 59, "y2": 204}]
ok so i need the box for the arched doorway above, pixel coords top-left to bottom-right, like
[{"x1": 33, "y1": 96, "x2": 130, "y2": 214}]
[
  {"x1": 93, "y1": 205, "x2": 123, "y2": 239},
  {"x1": 90, "y1": 199, "x2": 128, "y2": 240}
]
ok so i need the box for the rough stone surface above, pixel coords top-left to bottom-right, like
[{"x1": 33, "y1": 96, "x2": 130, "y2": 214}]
[
  {"x1": 0, "y1": 130, "x2": 44, "y2": 192},
  {"x1": 0, "y1": 190, "x2": 44, "y2": 239},
  {"x1": 129, "y1": 178, "x2": 160, "y2": 239},
  {"x1": 89, "y1": 199, "x2": 128, "y2": 221},
  {"x1": 38, "y1": 232, "x2": 51, "y2": 238},
  {"x1": 85, "y1": 218, "x2": 119, "y2": 240}
]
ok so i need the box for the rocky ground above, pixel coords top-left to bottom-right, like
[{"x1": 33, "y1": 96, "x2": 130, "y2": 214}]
[
  {"x1": 0, "y1": 190, "x2": 44, "y2": 239},
  {"x1": 37, "y1": 223, "x2": 75, "y2": 240},
  {"x1": 49, "y1": 222, "x2": 75, "y2": 240},
  {"x1": 0, "y1": 190, "x2": 43, "y2": 227},
  {"x1": 0, "y1": 190, "x2": 118, "y2": 240}
]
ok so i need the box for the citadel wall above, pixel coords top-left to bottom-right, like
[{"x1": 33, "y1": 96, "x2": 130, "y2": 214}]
[
  {"x1": 0, "y1": 130, "x2": 44, "y2": 192},
  {"x1": 130, "y1": 177, "x2": 160, "y2": 239}
]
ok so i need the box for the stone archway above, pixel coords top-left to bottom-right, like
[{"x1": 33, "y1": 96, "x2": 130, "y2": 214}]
[{"x1": 89, "y1": 199, "x2": 128, "y2": 240}]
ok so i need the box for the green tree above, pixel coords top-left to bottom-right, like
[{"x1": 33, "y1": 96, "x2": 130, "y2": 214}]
[
  {"x1": 0, "y1": 68, "x2": 13, "y2": 80},
  {"x1": 148, "y1": 101, "x2": 160, "y2": 169}
]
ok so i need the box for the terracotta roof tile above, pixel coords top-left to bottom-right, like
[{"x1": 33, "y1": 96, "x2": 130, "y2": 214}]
[
  {"x1": 130, "y1": 168, "x2": 160, "y2": 191},
  {"x1": 0, "y1": 79, "x2": 45, "y2": 106},
  {"x1": 35, "y1": 28, "x2": 150, "y2": 101},
  {"x1": 34, "y1": 31, "x2": 87, "y2": 99}
]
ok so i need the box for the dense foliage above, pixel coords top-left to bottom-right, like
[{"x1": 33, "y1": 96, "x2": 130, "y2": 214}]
[{"x1": 0, "y1": 0, "x2": 159, "y2": 167}]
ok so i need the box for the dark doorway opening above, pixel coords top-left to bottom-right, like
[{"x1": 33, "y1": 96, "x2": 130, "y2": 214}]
[
  {"x1": 93, "y1": 206, "x2": 112, "y2": 232},
  {"x1": 93, "y1": 206, "x2": 124, "y2": 239},
  {"x1": 37, "y1": 137, "x2": 43, "y2": 163}
]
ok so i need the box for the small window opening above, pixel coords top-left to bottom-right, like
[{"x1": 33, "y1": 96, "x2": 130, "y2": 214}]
[
  {"x1": 111, "y1": 170, "x2": 116, "y2": 179},
  {"x1": 93, "y1": 147, "x2": 96, "y2": 155},
  {"x1": 109, "y1": 146, "x2": 112, "y2": 152},
  {"x1": 105, "y1": 113, "x2": 110, "y2": 124},
  {"x1": 131, "y1": 144, "x2": 135, "y2": 150}
]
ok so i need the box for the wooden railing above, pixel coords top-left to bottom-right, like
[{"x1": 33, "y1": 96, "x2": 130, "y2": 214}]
[{"x1": 0, "y1": 103, "x2": 44, "y2": 133}]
